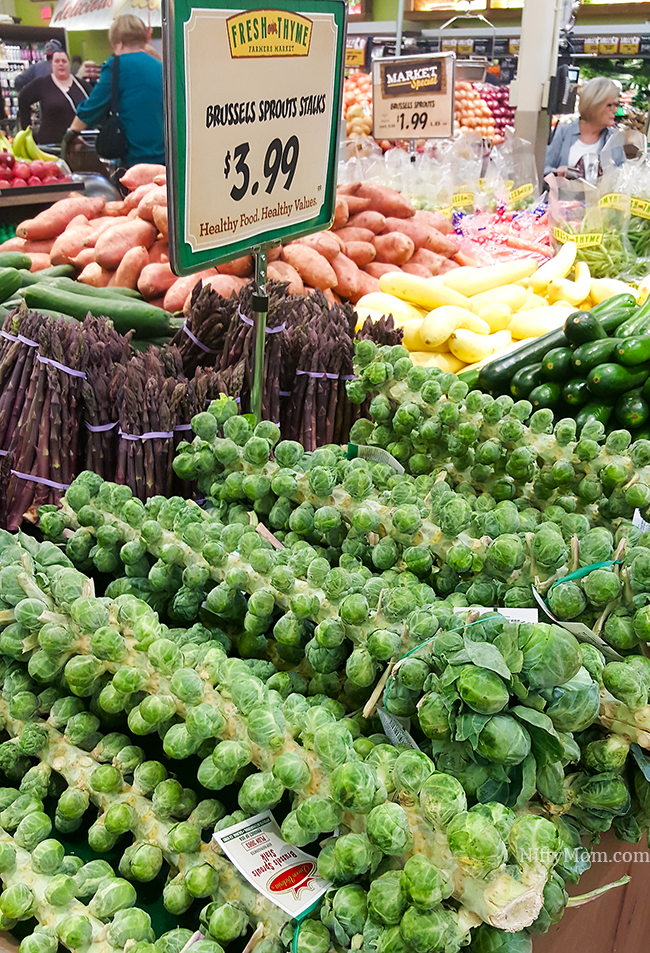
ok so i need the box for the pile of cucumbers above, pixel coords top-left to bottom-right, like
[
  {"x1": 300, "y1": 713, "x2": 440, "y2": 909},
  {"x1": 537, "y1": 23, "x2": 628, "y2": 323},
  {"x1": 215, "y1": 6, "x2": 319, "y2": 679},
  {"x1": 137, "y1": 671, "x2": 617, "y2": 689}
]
[
  {"x1": 476, "y1": 292, "x2": 650, "y2": 435},
  {"x1": 0, "y1": 252, "x2": 180, "y2": 344}
]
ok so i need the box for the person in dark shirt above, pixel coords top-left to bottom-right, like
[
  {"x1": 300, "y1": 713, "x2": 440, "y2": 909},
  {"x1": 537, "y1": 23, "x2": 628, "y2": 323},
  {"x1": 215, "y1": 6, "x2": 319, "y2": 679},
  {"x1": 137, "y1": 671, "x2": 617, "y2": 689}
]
[
  {"x1": 18, "y1": 50, "x2": 89, "y2": 145},
  {"x1": 15, "y1": 39, "x2": 63, "y2": 93},
  {"x1": 65, "y1": 15, "x2": 165, "y2": 168}
]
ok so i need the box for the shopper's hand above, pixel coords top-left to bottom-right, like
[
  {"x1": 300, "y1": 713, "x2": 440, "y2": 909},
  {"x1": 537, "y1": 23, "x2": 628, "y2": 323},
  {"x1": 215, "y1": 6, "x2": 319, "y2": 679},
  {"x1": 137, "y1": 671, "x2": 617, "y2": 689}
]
[
  {"x1": 62, "y1": 129, "x2": 86, "y2": 153},
  {"x1": 554, "y1": 166, "x2": 568, "y2": 177}
]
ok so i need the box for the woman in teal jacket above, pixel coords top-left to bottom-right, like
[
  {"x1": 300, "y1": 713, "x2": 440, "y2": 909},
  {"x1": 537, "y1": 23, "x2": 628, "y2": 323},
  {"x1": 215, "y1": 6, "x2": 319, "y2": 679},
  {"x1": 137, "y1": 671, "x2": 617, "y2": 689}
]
[{"x1": 65, "y1": 15, "x2": 165, "y2": 168}]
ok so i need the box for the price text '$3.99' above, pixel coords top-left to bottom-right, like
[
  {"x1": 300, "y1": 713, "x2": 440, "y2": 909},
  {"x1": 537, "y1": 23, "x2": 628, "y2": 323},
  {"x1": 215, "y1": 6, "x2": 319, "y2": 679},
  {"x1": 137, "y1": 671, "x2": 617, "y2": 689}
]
[{"x1": 223, "y1": 138, "x2": 300, "y2": 202}]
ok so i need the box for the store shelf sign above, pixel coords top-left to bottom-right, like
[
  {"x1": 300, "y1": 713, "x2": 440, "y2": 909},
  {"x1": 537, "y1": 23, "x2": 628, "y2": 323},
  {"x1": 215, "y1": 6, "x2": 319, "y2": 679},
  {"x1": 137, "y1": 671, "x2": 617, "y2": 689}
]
[
  {"x1": 372, "y1": 52, "x2": 454, "y2": 141},
  {"x1": 162, "y1": 0, "x2": 346, "y2": 275}
]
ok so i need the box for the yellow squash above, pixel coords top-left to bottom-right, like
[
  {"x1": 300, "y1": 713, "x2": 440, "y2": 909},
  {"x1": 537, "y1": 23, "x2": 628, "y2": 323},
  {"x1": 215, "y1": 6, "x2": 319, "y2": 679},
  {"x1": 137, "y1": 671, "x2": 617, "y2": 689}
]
[
  {"x1": 508, "y1": 305, "x2": 572, "y2": 339},
  {"x1": 448, "y1": 328, "x2": 512, "y2": 364},
  {"x1": 420, "y1": 306, "x2": 490, "y2": 349},
  {"x1": 444, "y1": 259, "x2": 537, "y2": 297},
  {"x1": 527, "y1": 242, "x2": 577, "y2": 293},
  {"x1": 469, "y1": 283, "x2": 529, "y2": 314},
  {"x1": 379, "y1": 272, "x2": 470, "y2": 310},
  {"x1": 355, "y1": 292, "x2": 428, "y2": 324}
]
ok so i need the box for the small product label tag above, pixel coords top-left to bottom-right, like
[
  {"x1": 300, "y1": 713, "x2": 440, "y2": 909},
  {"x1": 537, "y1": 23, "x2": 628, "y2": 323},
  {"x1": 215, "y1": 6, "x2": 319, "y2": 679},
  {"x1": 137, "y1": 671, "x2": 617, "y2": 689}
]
[
  {"x1": 377, "y1": 706, "x2": 420, "y2": 749},
  {"x1": 633, "y1": 508, "x2": 650, "y2": 533},
  {"x1": 598, "y1": 192, "x2": 629, "y2": 212},
  {"x1": 212, "y1": 810, "x2": 330, "y2": 917},
  {"x1": 631, "y1": 197, "x2": 650, "y2": 221},
  {"x1": 509, "y1": 183, "x2": 534, "y2": 205},
  {"x1": 553, "y1": 227, "x2": 603, "y2": 248}
]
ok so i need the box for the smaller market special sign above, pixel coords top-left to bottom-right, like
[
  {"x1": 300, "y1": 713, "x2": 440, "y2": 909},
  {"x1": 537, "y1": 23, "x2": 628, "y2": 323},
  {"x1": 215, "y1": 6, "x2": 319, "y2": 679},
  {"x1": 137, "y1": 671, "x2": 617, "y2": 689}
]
[
  {"x1": 372, "y1": 52, "x2": 454, "y2": 140},
  {"x1": 163, "y1": 0, "x2": 346, "y2": 274}
]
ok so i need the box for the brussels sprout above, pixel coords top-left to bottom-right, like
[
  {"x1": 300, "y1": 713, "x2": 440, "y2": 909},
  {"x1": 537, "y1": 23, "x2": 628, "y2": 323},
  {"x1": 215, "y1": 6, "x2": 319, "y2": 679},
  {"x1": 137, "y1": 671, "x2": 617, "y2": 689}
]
[
  {"x1": 509, "y1": 814, "x2": 559, "y2": 871},
  {"x1": 208, "y1": 901, "x2": 248, "y2": 943},
  {"x1": 456, "y1": 665, "x2": 510, "y2": 715},
  {"x1": 44, "y1": 874, "x2": 76, "y2": 908},
  {"x1": 477, "y1": 715, "x2": 531, "y2": 766},
  {"x1": 391, "y1": 750, "x2": 434, "y2": 798},
  {"x1": 330, "y1": 761, "x2": 382, "y2": 814},
  {"x1": 366, "y1": 802, "x2": 413, "y2": 855},
  {"x1": 419, "y1": 772, "x2": 467, "y2": 831},
  {"x1": 401, "y1": 855, "x2": 451, "y2": 910},
  {"x1": 295, "y1": 796, "x2": 342, "y2": 835},
  {"x1": 57, "y1": 915, "x2": 93, "y2": 950},
  {"x1": 583, "y1": 735, "x2": 629, "y2": 773},
  {"x1": 332, "y1": 832, "x2": 377, "y2": 879},
  {"x1": 520, "y1": 623, "x2": 581, "y2": 690},
  {"x1": 547, "y1": 581, "x2": 587, "y2": 621},
  {"x1": 73, "y1": 859, "x2": 115, "y2": 898},
  {"x1": 603, "y1": 661, "x2": 648, "y2": 709},
  {"x1": 367, "y1": 870, "x2": 408, "y2": 926},
  {"x1": 31, "y1": 838, "x2": 64, "y2": 875},
  {"x1": 184, "y1": 863, "x2": 220, "y2": 899},
  {"x1": 0, "y1": 884, "x2": 35, "y2": 920},
  {"x1": 14, "y1": 811, "x2": 52, "y2": 850},
  {"x1": 447, "y1": 812, "x2": 507, "y2": 877},
  {"x1": 130, "y1": 844, "x2": 164, "y2": 882},
  {"x1": 582, "y1": 568, "x2": 621, "y2": 608},
  {"x1": 295, "y1": 919, "x2": 330, "y2": 953},
  {"x1": 471, "y1": 925, "x2": 532, "y2": 953},
  {"x1": 399, "y1": 904, "x2": 454, "y2": 953},
  {"x1": 543, "y1": 668, "x2": 600, "y2": 732},
  {"x1": 107, "y1": 908, "x2": 154, "y2": 948},
  {"x1": 19, "y1": 929, "x2": 58, "y2": 953},
  {"x1": 155, "y1": 930, "x2": 195, "y2": 953},
  {"x1": 238, "y1": 772, "x2": 284, "y2": 815}
]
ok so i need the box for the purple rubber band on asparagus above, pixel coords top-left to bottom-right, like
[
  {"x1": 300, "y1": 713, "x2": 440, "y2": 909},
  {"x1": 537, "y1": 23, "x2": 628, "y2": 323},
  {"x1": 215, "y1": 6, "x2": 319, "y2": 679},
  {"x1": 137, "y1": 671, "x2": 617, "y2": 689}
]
[
  {"x1": 182, "y1": 321, "x2": 219, "y2": 354},
  {"x1": 118, "y1": 428, "x2": 175, "y2": 441},
  {"x1": 1, "y1": 331, "x2": 18, "y2": 343},
  {"x1": 86, "y1": 421, "x2": 119, "y2": 433},
  {"x1": 238, "y1": 306, "x2": 285, "y2": 333},
  {"x1": 37, "y1": 355, "x2": 87, "y2": 379},
  {"x1": 17, "y1": 334, "x2": 38, "y2": 348},
  {"x1": 11, "y1": 470, "x2": 71, "y2": 490}
]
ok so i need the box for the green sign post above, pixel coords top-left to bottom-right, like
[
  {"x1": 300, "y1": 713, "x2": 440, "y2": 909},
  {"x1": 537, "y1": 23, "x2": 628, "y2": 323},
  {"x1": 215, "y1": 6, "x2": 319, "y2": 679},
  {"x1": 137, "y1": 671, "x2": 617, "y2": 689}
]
[{"x1": 163, "y1": 0, "x2": 346, "y2": 418}]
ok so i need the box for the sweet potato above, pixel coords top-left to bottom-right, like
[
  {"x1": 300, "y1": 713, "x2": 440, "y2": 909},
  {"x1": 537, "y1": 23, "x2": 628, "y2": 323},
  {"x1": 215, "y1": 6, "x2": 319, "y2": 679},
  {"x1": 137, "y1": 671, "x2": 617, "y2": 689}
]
[
  {"x1": 0, "y1": 237, "x2": 54, "y2": 254},
  {"x1": 410, "y1": 247, "x2": 447, "y2": 275},
  {"x1": 83, "y1": 216, "x2": 130, "y2": 248},
  {"x1": 281, "y1": 245, "x2": 336, "y2": 290},
  {"x1": 137, "y1": 186, "x2": 167, "y2": 222},
  {"x1": 183, "y1": 274, "x2": 242, "y2": 312},
  {"x1": 364, "y1": 262, "x2": 402, "y2": 278},
  {"x1": 381, "y1": 217, "x2": 458, "y2": 257},
  {"x1": 17, "y1": 196, "x2": 106, "y2": 241},
  {"x1": 438, "y1": 259, "x2": 460, "y2": 274},
  {"x1": 120, "y1": 163, "x2": 166, "y2": 191},
  {"x1": 353, "y1": 183, "x2": 415, "y2": 218},
  {"x1": 345, "y1": 241, "x2": 375, "y2": 267},
  {"x1": 94, "y1": 219, "x2": 158, "y2": 270},
  {"x1": 333, "y1": 196, "x2": 349, "y2": 229},
  {"x1": 217, "y1": 256, "x2": 253, "y2": 278},
  {"x1": 373, "y1": 232, "x2": 415, "y2": 265},
  {"x1": 331, "y1": 226, "x2": 375, "y2": 244},
  {"x1": 329, "y1": 231, "x2": 345, "y2": 251},
  {"x1": 124, "y1": 182, "x2": 157, "y2": 212},
  {"x1": 26, "y1": 253, "x2": 52, "y2": 272},
  {"x1": 294, "y1": 232, "x2": 340, "y2": 262},
  {"x1": 163, "y1": 269, "x2": 216, "y2": 312},
  {"x1": 413, "y1": 208, "x2": 454, "y2": 236},
  {"x1": 152, "y1": 205, "x2": 168, "y2": 239},
  {"x1": 402, "y1": 263, "x2": 433, "y2": 279},
  {"x1": 50, "y1": 225, "x2": 94, "y2": 265},
  {"x1": 267, "y1": 246, "x2": 282, "y2": 261},
  {"x1": 336, "y1": 183, "x2": 360, "y2": 195},
  {"x1": 268, "y1": 260, "x2": 304, "y2": 295},
  {"x1": 109, "y1": 246, "x2": 150, "y2": 289},
  {"x1": 331, "y1": 253, "x2": 362, "y2": 300},
  {"x1": 67, "y1": 214, "x2": 90, "y2": 230},
  {"x1": 104, "y1": 201, "x2": 128, "y2": 216},
  {"x1": 78, "y1": 262, "x2": 112, "y2": 287},
  {"x1": 137, "y1": 262, "x2": 177, "y2": 300},
  {"x1": 148, "y1": 240, "x2": 169, "y2": 264},
  {"x1": 353, "y1": 270, "x2": 381, "y2": 301},
  {"x1": 344, "y1": 195, "x2": 372, "y2": 214},
  {"x1": 71, "y1": 248, "x2": 95, "y2": 270},
  {"x1": 347, "y1": 211, "x2": 386, "y2": 234}
]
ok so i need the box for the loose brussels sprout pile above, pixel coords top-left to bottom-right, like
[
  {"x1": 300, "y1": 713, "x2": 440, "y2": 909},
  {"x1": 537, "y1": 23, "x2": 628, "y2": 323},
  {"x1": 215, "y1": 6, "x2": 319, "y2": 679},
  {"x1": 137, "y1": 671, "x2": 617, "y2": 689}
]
[{"x1": 23, "y1": 344, "x2": 650, "y2": 952}]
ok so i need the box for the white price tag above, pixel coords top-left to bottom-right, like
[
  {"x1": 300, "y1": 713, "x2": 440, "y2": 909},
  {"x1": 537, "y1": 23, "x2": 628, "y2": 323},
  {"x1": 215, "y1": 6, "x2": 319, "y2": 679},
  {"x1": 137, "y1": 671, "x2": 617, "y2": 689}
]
[
  {"x1": 371, "y1": 53, "x2": 455, "y2": 141},
  {"x1": 212, "y1": 810, "x2": 331, "y2": 917},
  {"x1": 634, "y1": 508, "x2": 650, "y2": 533}
]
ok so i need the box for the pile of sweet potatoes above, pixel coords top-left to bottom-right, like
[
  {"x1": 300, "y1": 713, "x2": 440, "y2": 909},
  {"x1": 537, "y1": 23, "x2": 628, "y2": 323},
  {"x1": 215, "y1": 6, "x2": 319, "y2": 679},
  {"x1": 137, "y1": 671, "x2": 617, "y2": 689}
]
[{"x1": 0, "y1": 168, "x2": 460, "y2": 311}]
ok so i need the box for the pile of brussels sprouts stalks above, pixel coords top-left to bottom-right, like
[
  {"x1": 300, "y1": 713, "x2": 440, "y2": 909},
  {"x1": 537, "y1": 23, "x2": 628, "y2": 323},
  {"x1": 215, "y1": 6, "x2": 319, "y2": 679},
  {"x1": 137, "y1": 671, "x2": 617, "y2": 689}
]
[{"x1": 22, "y1": 343, "x2": 650, "y2": 952}]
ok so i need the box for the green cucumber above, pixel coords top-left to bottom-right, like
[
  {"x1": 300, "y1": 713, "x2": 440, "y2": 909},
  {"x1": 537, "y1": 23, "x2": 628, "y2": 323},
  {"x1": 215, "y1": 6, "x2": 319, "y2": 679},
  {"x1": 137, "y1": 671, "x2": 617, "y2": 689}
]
[
  {"x1": 571, "y1": 338, "x2": 622, "y2": 373},
  {"x1": 510, "y1": 363, "x2": 544, "y2": 399},
  {"x1": 18, "y1": 269, "x2": 39, "y2": 287},
  {"x1": 0, "y1": 252, "x2": 31, "y2": 270},
  {"x1": 22, "y1": 284, "x2": 173, "y2": 339},
  {"x1": 478, "y1": 307, "x2": 629, "y2": 394},
  {"x1": 562, "y1": 378, "x2": 590, "y2": 407},
  {"x1": 615, "y1": 389, "x2": 650, "y2": 429},
  {"x1": 589, "y1": 293, "x2": 638, "y2": 317},
  {"x1": 564, "y1": 311, "x2": 607, "y2": 345},
  {"x1": 576, "y1": 400, "x2": 614, "y2": 431},
  {"x1": 529, "y1": 382, "x2": 561, "y2": 409},
  {"x1": 0, "y1": 268, "x2": 22, "y2": 304},
  {"x1": 457, "y1": 368, "x2": 480, "y2": 389},
  {"x1": 587, "y1": 362, "x2": 650, "y2": 398},
  {"x1": 34, "y1": 265, "x2": 78, "y2": 279},
  {"x1": 615, "y1": 335, "x2": 650, "y2": 367},
  {"x1": 43, "y1": 277, "x2": 143, "y2": 300},
  {"x1": 541, "y1": 347, "x2": 572, "y2": 381}
]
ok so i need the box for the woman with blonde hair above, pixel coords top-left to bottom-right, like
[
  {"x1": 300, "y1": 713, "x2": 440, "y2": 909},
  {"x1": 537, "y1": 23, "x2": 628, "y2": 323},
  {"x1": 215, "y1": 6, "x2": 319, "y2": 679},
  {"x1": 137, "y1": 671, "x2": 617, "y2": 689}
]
[
  {"x1": 64, "y1": 14, "x2": 164, "y2": 168},
  {"x1": 544, "y1": 76, "x2": 620, "y2": 177}
]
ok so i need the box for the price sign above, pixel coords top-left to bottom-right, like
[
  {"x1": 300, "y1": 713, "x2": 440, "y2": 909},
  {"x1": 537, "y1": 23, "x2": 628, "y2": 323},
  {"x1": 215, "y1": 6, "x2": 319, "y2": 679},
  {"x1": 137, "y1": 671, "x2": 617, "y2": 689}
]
[
  {"x1": 163, "y1": 0, "x2": 346, "y2": 274},
  {"x1": 371, "y1": 53, "x2": 455, "y2": 141}
]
